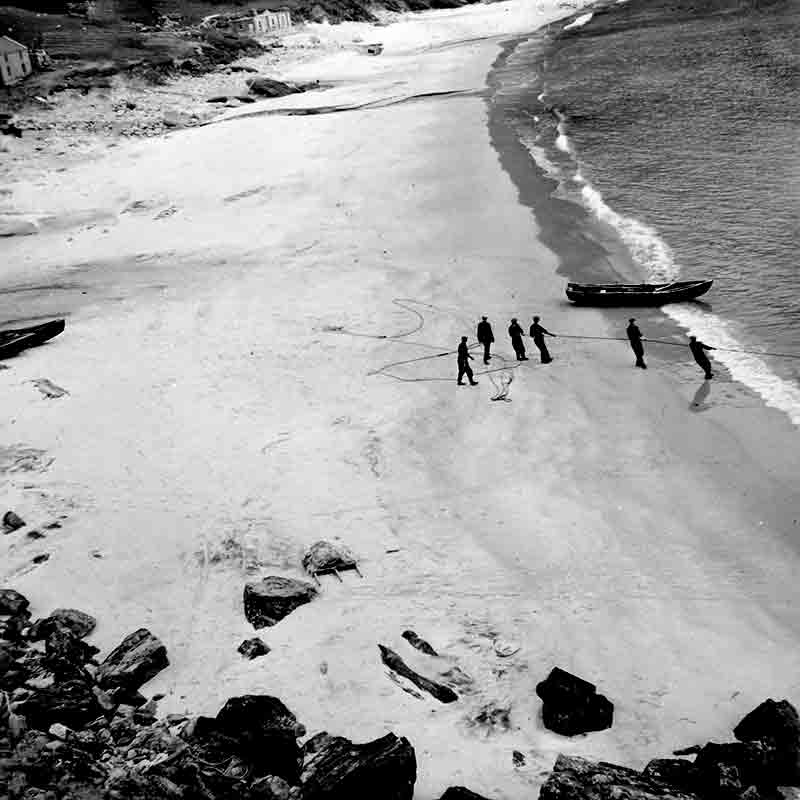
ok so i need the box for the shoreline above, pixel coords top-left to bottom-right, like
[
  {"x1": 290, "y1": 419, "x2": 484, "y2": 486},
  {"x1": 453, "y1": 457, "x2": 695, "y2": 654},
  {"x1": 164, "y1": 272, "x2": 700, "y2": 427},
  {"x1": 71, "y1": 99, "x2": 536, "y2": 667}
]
[{"x1": 2, "y1": 2, "x2": 800, "y2": 798}]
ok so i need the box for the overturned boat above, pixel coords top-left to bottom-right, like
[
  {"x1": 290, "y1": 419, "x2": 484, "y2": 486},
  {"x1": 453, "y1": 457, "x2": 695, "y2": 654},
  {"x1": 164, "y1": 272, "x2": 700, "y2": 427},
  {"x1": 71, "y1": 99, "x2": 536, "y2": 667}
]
[
  {"x1": 0, "y1": 319, "x2": 66, "y2": 359},
  {"x1": 565, "y1": 280, "x2": 712, "y2": 306}
]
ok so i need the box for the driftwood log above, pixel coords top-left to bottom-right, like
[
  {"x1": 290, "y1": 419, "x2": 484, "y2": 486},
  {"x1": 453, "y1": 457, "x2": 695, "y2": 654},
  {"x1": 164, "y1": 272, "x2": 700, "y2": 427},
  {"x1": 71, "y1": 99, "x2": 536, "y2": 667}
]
[{"x1": 379, "y1": 645, "x2": 457, "y2": 704}]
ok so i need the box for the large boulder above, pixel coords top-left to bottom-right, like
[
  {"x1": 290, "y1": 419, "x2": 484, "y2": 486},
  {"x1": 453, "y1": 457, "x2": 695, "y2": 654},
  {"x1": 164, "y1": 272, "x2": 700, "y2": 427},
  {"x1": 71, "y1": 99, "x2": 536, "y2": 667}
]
[
  {"x1": 246, "y1": 76, "x2": 302, "y2": 98},
  {"x1": 539, "y1": 754, "x2": 701, "y2": 799},
  {"x1": 734, "y1": 700, "x2": 800, "y2": 783},
  {"x1": 299, "y1": 732, "x2": 416, "y2": 800},
  {"x1": 29, "y1": 608, "x2": 97, "y2": 640},
  {"x1": 536, "y1": 667, "x2": 613, "y2": 736},
  {"x1": 693, "y1": 740, "x2": 781, "y2": 795},
  {"x1": 215, "y1": 695, "x2": 304, "y2": 779},
  {"x1": 243, "y1": 576, "x2": 317, "y2": 629},
  {"x1": 95, "y1": 628, "x2": 168, "y2": 698}
]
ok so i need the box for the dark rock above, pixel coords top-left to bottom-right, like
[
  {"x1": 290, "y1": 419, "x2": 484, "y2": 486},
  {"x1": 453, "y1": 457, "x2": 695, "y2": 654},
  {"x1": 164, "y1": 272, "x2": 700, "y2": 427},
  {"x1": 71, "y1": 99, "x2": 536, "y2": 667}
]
[
  {"x1": 299, "y1": 731, "x2": 416, "y2": 800},
  {"x1": 302, "y1": 731, "x2": 335, "y2": 760},
  {"x1": 642, "y1": 758, "x2": 700, "y2": 793},
  {"x1": 13, "y1": 678, "x2": 102, "y2": 729},
  {"x1": 238, "y1": 637, "x2": 271, "y2": 659},
  {"x1": 536, "y1": 667, "x2": 613, "y2": 736},
  {"x1": 438, "y1": 788, "x2": 496, "y2": 800},
  {"x1": 512, "y1": 750, "x2": 526, "y2": 767},
  {"x1": 401, "y1": 630, "x2": 438, "y2": 657},
  {"x1": 539, "y1": 754, "x2": 701, "y2": 799},
  {"x1": 243, "y1": 576, "x2": 317, "y2": 629},
  {"x1": 378, "y1": 645, "x2": 457, "y2": 703},
  {"x1": 0, "y1": 589, "x2": 30, "y2": 616},
  {"x1": 32, "y1": 554, "x2": 50, "y2": 564},
  {"x1": 95, "y1": 628, "x2": 168, "y2": 697},
  {"x1": 2, "y1": 511, "x2": 26, "y2": 531},
  {"x1": 246, "y1": 76, "x2": 303, "y2": 98},
  {"x1": 235, "y1": 95, "x2": 256, "y2": 103},
  {"x1": 734, "y1": 700, "x2": 800, "y2": 783},
  {"x1": 208, "y1": 95, "x2": 229, "y2": 103},
  {"x1": 214, "y1": 695, "x2": 304, "y2": 780},
  {"x1": 29, "y1": 609, "x2": 97, "y2": 640},
  {"x1": 693, "y1": 741, "x2": 776, "y2": 794}
]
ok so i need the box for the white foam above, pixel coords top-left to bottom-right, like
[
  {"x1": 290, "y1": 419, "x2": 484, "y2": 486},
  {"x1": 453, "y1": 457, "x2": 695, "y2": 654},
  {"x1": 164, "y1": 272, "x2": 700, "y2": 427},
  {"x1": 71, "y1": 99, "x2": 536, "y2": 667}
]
[
  {"x1": 563, "y1": 12, "x2": 593, "y2": 30},
  {"x1": 554, "y1": 119, "x2": 573, "y2": 154},
  {"x1": 573, "y1": 170, "x2": 678, "y2": 281},
  {"x1": 665, "y1": 305, "x2": 800, "y2": 425}
]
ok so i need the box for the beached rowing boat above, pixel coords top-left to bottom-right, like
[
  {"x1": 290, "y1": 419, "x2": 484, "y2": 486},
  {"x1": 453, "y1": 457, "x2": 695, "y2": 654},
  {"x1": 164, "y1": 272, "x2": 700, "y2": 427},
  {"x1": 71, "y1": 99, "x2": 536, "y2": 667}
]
[
  {"x1": 0, "y1": 319, "x2": 66, "y2": 359},
  {"x1": 565, "y1": 280, "x2": 712, "y2": 306}
]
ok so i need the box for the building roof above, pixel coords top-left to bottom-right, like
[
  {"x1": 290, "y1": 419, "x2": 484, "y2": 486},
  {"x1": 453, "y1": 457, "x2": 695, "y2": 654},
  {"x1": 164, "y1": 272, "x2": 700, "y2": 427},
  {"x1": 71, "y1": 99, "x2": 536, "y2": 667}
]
[{"x1": 0, "y1": 36, "x2": 28, "y2": 55}]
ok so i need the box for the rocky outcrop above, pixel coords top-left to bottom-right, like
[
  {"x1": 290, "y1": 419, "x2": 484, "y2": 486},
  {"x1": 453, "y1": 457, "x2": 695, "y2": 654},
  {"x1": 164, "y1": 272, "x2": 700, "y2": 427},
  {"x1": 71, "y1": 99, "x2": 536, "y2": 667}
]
[
  {"x1": 95, "y1": 628, "x2": 169, "y2": 699},
  {"x1": 379, "y1": 645, "x2": 457, "y2": 703},
  {"x1": 243, "y1": 576, "x2": 318, "y2": 629},
  {"x1": 302, "y1": 540, "x2": 357, "y2": 575},
  {"x1": 299, "y1": 731, "x2": 416, "y2": 800},
  {"x1": 536, "y1": 667, "x2": 614, "y2": 736},
  {"x1": 13, "y1": 678, "x2": 103, "y2": 730},
  {"x1": 539, "y1": 754, "x2": 700, "y2": 799}
]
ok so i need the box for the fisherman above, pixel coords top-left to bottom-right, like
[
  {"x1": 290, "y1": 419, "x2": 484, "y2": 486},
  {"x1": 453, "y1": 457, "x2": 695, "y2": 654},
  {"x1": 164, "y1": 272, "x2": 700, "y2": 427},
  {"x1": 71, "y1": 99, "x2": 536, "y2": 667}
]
[
  {"x1": 626, "y1": 318, "x2": 647, "y2": 369},
  {"x1": 689, "y1": 335, "x2": 716, "y2": 379},
  {"x1": 508, "y1": 318, "x2": 527, "y2": 361},
  {"x1": 477, "y1": 316, "x2": 494, "y2": 365},
  {"x1": 457, "y1": 336, "x2": 479, "y2": 386},
  {"x1": 529, "y1": 315, "x2": 556, "y2": 364}
]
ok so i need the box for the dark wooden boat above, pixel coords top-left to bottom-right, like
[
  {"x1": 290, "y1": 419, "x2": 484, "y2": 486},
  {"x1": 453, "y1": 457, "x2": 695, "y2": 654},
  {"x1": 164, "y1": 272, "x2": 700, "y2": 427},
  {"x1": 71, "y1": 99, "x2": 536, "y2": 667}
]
[
  {"x1": 565, "y1": 280, "x2": 712, "y2": 306},
  {"x1": 0, "y1": 319, "x2": 66, "y2": 359}
]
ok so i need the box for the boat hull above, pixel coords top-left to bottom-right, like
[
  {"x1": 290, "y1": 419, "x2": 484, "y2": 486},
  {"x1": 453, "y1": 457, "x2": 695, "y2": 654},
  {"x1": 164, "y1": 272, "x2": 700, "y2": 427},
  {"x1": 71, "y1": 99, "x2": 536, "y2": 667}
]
[
  {"x1": 0, "y1": 319, "x2": 66, "y2": 359},
  {"x1": 566, "y1": 280, "x2": 712, "y2": 306}
]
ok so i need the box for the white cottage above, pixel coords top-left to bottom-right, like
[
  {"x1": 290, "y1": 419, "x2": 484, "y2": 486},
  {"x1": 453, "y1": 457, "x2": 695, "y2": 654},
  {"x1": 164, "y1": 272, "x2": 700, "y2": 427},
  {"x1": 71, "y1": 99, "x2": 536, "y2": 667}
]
[{"x1": 0, "y1": 36, "x2": 32, "y2": 86}]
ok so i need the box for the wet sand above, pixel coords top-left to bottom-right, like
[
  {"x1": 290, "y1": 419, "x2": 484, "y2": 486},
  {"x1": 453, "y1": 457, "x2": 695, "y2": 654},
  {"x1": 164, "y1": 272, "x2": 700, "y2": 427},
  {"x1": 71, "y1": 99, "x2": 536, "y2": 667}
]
[{"x1": 2, "y1": 3, "x2": 799, "y2": 798}]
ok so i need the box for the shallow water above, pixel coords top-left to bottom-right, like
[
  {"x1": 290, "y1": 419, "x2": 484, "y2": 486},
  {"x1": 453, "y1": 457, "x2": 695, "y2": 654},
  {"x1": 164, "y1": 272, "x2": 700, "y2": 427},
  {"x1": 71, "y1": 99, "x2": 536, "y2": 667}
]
[{"x1": 489, "y1": 0, "x2": 800, "y2": 424}]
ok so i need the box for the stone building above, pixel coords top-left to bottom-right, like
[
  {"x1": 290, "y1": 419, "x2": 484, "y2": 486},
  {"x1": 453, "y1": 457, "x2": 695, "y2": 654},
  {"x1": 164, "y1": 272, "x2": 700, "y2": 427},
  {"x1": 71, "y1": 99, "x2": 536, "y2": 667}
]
[{"x1": 229, "y1": 8, "x2": 292, "y2": 36}]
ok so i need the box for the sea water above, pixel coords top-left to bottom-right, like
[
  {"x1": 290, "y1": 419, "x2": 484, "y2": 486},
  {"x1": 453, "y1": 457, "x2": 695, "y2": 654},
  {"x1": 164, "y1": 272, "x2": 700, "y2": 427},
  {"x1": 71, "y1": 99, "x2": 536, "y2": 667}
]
[{"x1": 490, "y1": 0, "x2": 800, "y2": 424}]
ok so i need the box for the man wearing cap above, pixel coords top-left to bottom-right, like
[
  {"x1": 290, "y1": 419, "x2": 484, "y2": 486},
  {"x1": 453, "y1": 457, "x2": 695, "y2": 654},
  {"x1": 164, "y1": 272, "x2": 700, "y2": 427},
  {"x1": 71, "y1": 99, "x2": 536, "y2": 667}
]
[
  {"x1": 508, "y1": 318, "x2": 527, "y2": 361},
  {"x1": 626, "y1": 318, "x2": 647, "y2": 369},
  {"x1": 689, "y1": 335, "x2": 716, "y2": 379},
  {"x1": 476, "y1": 316, "x2": 494, "y2": 365},
  {"x1": 529, "y1": 315, "x2": 556, "y2": 364},
  {"x1": 457, "y1": 336, "x2": 479, "y2": 386}
]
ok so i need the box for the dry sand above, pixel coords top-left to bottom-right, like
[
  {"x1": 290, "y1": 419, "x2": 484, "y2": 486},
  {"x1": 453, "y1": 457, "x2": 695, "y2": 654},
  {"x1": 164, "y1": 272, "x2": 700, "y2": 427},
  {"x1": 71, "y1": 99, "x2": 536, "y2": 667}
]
[{"x1": 2, "y1": 2, "x2": 799, "y2": 798}]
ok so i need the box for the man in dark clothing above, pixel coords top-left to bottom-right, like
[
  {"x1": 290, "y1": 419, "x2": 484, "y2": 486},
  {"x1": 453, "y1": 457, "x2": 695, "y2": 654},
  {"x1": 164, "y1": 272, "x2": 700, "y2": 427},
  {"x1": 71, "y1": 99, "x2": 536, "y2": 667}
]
[
  {"x1": 477, "y1": 316, "x2": 494, "y2": 365},
  {"x1": 457, "y1": 336, "x2": 479, "y2": 386},
  {"x1": 689, "y1": 335, "x2": 716, "y2": 379},
  {"x1": 508, "y1": 318, "x2": 527, "y2": 361},
  {"x1": 529, "y1": 315, "x2": 556, "y2": 364},
  {"x1": 626, "y1": 318, "x2": 647, "y2": 369}
]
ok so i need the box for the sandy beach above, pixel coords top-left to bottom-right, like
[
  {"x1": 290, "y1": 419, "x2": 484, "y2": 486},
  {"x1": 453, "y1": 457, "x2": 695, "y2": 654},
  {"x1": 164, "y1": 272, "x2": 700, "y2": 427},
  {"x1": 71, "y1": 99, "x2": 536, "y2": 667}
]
[{"x1": 2, "y1": 2, "x2": 799, "y2": 797}]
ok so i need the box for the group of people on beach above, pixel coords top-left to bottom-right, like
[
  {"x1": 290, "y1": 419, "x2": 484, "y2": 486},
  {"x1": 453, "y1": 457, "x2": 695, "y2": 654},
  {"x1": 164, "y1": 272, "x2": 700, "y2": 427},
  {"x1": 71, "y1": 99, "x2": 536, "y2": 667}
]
[{"x1": 456, "y1": 315, "x2": 717, "y2": 385}]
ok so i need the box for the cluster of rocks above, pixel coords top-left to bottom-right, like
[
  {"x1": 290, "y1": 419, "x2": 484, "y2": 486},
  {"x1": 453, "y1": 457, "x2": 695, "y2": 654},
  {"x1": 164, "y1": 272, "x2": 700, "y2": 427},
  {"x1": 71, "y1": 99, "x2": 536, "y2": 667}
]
[
  {"x1": 0, "y1": 587, "x2": 494, "y2": 800},
  {"x1": 541, "y1": 698, "x2": 800, "y2": 799}
]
